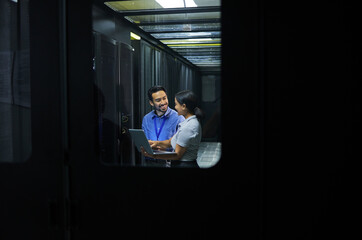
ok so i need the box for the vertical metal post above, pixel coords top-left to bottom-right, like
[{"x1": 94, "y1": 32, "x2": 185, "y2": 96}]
[
  {"x1": 257, "y1": 0, "x2": 266, "y2": 239},
  {"x1": 59, "y1": 0, "x2": 71, "y2": 239}
]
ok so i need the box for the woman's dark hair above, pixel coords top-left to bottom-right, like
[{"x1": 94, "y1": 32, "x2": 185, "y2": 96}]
[
  {"x1": 175, "y1": 90, "x2": 203, "y2": 121},
  {"x1": 148, "y1": 85, "x2": 167, "y2": 101}
]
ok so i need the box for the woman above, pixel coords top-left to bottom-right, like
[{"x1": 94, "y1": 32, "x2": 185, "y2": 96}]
[{"x1": 141, "y1": 90, "x2": 203, "y2": 168}]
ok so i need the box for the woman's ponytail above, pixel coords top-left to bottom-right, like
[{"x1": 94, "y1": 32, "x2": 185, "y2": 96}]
[{"x1": 193, "y1": 107, "x2": 204, "y2": 121}]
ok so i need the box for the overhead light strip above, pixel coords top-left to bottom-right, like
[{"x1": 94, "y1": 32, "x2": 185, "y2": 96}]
[
  {"x1": 156, "y1": 0, "x2": 197, "y2": 8},
  {"x1": 130, "y1": 32, "x2": 141, "y2": 40},
  {"x1": 167, "y1": 43, "x2": 221, "y2": 47},
  {"x1": 118, "y1": 7, "x2": 221, "y2": 16}
]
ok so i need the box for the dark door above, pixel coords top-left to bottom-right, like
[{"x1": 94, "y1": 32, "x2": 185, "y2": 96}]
[
  {"x1": 93, "y1": 33, "x2": 119, "y2": 164},
  {"x1": 0, "y1": 0, "x2": 67, "y2": 239},
  {"x1": 118, "y1": 42, "x2": 135, "y2": 165},
  {"x1": 93, "y1": 33, "x2": 135, "y2": 165}
]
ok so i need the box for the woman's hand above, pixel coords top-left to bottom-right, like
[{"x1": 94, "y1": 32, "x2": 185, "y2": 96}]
[
  {"x1": 149, "y1": 140, "x2": 164, "y2": 150},
  {"x1": 140, "y1": 146, "x2": 153, "y2": 158},
  {"x1": 148, "y1": 139, "x2": 172, "y2": 150},
  {"x1": 148, "y1": 140, "x2": 158, "y2": 149}
]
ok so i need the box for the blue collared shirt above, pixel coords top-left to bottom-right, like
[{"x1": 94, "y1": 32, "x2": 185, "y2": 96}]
[{"x1": 142, "y1": 107, "x2": 185, "y2": 141}]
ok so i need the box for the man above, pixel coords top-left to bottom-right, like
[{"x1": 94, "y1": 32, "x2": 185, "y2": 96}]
[{"x1": 142, "y1": 86, "x2": 184, "y2": 166}]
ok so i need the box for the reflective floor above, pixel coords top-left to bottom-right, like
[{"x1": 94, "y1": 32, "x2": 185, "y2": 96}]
[{"x1": 197, "y1": 142, "x2": 221, "y2": 168}]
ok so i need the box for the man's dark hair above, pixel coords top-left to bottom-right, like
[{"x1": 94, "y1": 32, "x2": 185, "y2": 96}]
[{"x1": 148, "y1": 86, "x2": 167, "y2": 101}]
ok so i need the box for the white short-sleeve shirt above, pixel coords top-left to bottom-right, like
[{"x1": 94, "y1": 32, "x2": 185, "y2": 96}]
[{"x1": 170, "y1": 115, "x2": 202, "y2": 161}]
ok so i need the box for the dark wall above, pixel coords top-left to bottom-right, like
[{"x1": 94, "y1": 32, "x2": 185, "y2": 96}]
[
  {"x1": 223, "y1": 0, "x2": 362, "y2": 239},
  {"x1": 258, "y1": 1, "x2": 361, "y2": 239}
]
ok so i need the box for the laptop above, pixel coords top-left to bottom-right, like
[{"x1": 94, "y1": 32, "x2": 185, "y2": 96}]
[{"x1": 129, "y1": 129, "x2": 177, "y2": 156}]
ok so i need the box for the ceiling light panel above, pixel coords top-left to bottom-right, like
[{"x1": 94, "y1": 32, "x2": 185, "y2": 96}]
[
  {"x1": 161, "y1": 38, "x2": 221, "y2": 45},
  {"x1": 124, "y1": 12, "x2": 220, "y2": 24},
  {"x1": 155, "y1": 0, "x2": 197, "y2": 8},
  {"x1": 105, "y1": 0, "x2": 220, "y2": 11},
  {"x1": 152, "y1": 31, "x2": 220, "y2": 39},
  {"x1": 139, "y1": 23, "x2": 220, "y2": 33}
]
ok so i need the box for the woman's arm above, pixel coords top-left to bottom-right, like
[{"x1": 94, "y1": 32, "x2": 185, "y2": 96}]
[{"x1": 141, "y1": 144, "x2": 187, "y2": 161}]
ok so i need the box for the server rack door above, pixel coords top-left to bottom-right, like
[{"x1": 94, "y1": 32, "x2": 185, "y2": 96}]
[
  {"x1": 93, "y1": 33, "x2": 135, "y2": 165},
  {"x1": 117, "y1": 42, "x2": 135, "y2": 166},
  {"x1": 93, "y1": 33, "x2": 119, "y2": 164}
]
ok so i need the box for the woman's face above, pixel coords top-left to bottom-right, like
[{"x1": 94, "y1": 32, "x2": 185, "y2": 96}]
[{"x1": 174, "y1": 98, "x2": 187, "y2": 116}]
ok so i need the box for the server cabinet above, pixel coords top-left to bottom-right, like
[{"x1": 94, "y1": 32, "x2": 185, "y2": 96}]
[
  {"x1": 93, "y1": 33, "x2": 135, "y2": 165},
  {"x1": 117, "y1": 42, "x2": 135, "y2": 166},
  {"x1": 93, "y1": 33, "x2": 119, "y2": 164}
]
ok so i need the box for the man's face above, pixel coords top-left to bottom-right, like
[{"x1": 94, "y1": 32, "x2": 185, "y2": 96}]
[{"x1": 150, "y1": 90, "x2": 168, "y2": 114}]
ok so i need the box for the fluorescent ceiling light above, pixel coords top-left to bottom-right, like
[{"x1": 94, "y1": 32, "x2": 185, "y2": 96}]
[
  {"x1": 185, "y1": 0, "x2": 197, "y2": 7},
  {"x1": 130, "y1": 32, "x2": 141, "y2": 40},
  {"x1": 162, "y1": 38, "x2": 213, "y2": 43},
  {"x1": 188, "y1": 32, "x2": 212, "y2": 36},
  {"x1": 155, "y1": 0, "x2": 183, "y2": 8},
  {"x1": 156, "y1": 0, "x2": 197, "y2": 8},
  {"x1": 188, "y1": 38, "x2": 213, "y2": 41}
]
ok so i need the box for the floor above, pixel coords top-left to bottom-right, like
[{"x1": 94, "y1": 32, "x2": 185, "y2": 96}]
[{"x1": 197, "y1": 142, "x2": 222, "y2": 168}]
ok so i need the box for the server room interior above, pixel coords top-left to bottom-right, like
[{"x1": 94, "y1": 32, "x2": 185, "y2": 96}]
[
  {"x1": 1, "y1": 0, "x2": 361, "y2": 240},
  {"x1": 91, "y1": 1, "x2": 222, "y2": 168}
]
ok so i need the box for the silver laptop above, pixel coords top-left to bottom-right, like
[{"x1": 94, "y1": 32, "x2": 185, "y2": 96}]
[{"x1": 129, "y1": 129, "x2": 177, "y2": 156}]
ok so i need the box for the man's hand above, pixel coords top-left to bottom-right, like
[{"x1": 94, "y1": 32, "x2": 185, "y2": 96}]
[{"x1": 149, "y1": 140, "x2": 161, "y2": 150}]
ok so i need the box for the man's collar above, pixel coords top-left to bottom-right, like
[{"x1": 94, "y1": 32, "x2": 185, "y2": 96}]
[{"x1": 152, "y1": 107, "x2": 171, "y2": 119}]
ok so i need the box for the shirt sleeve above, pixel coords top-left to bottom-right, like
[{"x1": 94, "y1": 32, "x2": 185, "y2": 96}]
[
  {"x1": 142, "y1": 116, "x2": 148, "y2": 139},
  {"x1": 178, "y1": 115, "x2": 185, "y2": 123},
  {"x1": 176, "y1": 127, "x2": 198, "y2": 148},
  {"x1": 175, "y1": 115, "x2": 185, "y2": 132}
]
